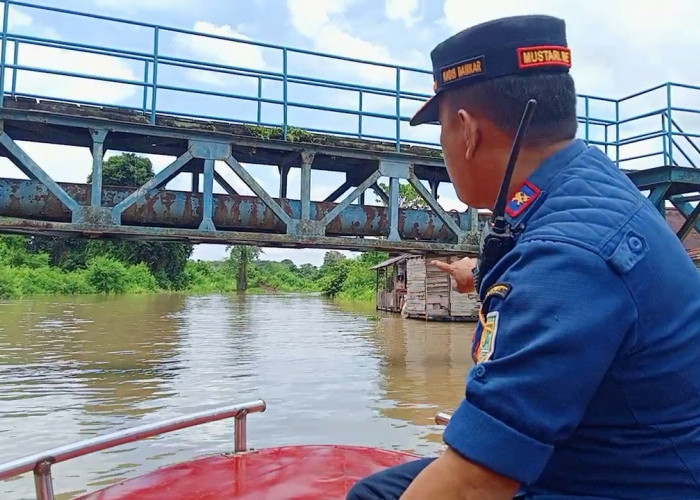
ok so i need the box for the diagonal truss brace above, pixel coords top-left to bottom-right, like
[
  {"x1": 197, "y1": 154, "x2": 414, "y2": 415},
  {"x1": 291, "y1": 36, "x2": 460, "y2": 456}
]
[
  {"x1": 112, "y1": 149, "x2": 194, "y2": 224},
  {"x1": 671, "y1": 193, "x2": 700, "y2": 241},
  {"x1": 224, "y1": 155, "x2": 292, "y2": 227},
  {"x1": 647, "y1": 182, "x2": 671, "y2": 217},
  {"x1": 0, "y1": 131, "x2": 80, "y2": 218},
  {"x1": 407, "y1": 169, "x2": 464, "y2": 241},
  {"x1": 320, "y1": 170, "x2": 382, "y2": 227}
]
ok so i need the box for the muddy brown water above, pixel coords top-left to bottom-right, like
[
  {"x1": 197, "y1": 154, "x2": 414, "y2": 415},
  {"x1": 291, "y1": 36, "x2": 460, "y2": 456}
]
[{"x1": 0, "y1": 293, "x2": 475, "y2": 499}]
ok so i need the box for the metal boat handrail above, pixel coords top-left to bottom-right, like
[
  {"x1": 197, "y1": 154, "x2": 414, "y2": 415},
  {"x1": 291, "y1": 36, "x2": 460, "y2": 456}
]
[
  {"x1": 0, "y1": 399, "x2": 266, "y2": 500},
  {"x1": 435, "y1": 411, "x2": 452, "y2": 426}
]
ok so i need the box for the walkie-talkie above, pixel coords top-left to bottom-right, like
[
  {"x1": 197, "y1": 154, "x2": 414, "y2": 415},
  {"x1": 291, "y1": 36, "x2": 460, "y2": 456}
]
[{"x1": 473, "y1": 99, "x2": 538, "y2": 293}]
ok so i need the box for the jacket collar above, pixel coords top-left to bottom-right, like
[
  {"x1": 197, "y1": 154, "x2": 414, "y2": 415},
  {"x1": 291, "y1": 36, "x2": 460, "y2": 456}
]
[{"x1": 502, "y1": 139, "x2": 588, "y2": 228}]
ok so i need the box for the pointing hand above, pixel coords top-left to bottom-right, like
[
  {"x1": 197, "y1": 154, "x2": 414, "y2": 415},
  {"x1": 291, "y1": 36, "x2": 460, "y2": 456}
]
[{"x1": 430, "y1": 257, "x2": 477, "y2": 294}]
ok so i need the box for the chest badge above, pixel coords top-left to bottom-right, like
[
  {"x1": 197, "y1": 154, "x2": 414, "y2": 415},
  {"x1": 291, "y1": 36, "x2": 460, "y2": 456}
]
[{"x1": 505, "y1": 180, "x2": 540, "y2": 218}]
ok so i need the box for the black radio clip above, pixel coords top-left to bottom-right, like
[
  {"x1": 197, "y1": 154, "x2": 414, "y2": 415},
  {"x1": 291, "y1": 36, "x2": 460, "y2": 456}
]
[{"x1": 473, "y1": 99, "x2": 538, "y2": 293}]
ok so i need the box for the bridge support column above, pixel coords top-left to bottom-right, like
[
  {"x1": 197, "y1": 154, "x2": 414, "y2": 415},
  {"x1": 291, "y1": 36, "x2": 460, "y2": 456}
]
[
  {"x1": 300, "y1": 152, "x2": 314, "y2": 220},
  {"x1": 430, "y1": 180, "x2": 440, "y2": 201},
  {"x1": 199, "y1": 159, "x2": 216, "y2": 231},
  {"x1": 279, "y1": 165, "x2": 290, "y2": 198},
  {"x1": 90, "y1": 129, "x2": 108, "y2": 208},
  {"x1": 388, "y1": 177, "x2": 400, "y2": 241}
]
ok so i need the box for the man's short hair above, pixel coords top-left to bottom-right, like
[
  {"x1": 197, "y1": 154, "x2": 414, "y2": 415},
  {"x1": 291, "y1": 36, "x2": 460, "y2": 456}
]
[{"x1": 447, "y1": 72, "x2": 578, "y2": 147}]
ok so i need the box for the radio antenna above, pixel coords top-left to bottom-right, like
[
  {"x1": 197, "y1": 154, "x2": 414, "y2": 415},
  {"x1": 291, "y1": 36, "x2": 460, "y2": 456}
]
[{"x1": 490, "y1": 99, "x2": 538, "y2": 231}]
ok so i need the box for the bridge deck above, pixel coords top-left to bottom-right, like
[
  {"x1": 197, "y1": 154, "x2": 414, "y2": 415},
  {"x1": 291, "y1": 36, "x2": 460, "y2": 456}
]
[
  {"x1": 0, "y1": 97, "x2": 476, "y2": 254},
  {"x1": 1, "y1": 96, "x2": 448, "y2": 181}
]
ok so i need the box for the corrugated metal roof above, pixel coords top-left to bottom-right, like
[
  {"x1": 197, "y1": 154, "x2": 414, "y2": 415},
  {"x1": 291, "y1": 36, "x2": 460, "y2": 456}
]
[{"x1": 370, "y1": 253, "x2": 412, "y2": 270}]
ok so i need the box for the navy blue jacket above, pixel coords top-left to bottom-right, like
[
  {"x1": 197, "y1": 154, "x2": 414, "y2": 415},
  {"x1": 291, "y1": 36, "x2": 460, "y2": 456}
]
[{"x1": 443, "y1": 139, "x2": 700, "y2": 498}]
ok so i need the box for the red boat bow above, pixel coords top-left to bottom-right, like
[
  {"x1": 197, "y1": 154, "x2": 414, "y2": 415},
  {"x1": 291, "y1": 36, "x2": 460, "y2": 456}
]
[{"x1": 77, "y1": 445, "x2": 419, "y2": 500}]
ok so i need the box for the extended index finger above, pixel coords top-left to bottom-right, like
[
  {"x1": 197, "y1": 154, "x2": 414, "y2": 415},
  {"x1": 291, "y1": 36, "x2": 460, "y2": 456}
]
[{"x1": 430, "y1": 260, "x2": 454, "y2": 274}]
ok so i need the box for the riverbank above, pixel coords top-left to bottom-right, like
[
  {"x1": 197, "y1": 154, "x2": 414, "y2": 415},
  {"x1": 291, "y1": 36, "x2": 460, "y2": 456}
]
[{"x1": 0, "y1": 234, "x2": 386, "y2": 302}]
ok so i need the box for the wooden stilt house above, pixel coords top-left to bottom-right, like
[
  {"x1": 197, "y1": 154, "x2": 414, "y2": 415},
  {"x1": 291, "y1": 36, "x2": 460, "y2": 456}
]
[{"x1": 373, "y1": 253, "x2": 479, "y2": 321}]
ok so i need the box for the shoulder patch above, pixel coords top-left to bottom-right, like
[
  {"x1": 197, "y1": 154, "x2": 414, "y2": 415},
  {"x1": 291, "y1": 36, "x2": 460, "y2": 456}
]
[
  {"x1": 506, "y1": 180, "x2": 540, "y2": 218},
  {"x1": 485, "y1": 283, "x2": 511, "y2": 300},
  {"x1": 477, "y1": 311, "x2": 499, "y2": 363}
]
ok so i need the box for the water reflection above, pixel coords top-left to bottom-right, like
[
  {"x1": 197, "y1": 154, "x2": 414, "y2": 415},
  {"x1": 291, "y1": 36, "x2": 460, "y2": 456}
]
[{"x1": 0, "y1": 293, "x2": 474, "y2": 499}]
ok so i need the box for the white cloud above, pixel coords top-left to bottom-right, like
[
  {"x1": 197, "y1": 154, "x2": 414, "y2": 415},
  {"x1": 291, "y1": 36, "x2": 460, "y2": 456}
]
[
  {"x1": 3, "y1": 5, "x2": 32, "y2": 28},
  {"x1": 286, "y1": 0, "x2": 396, "y2": 86},
  {"x1": 385, "y1": 0, "x2": 421, "y2": 28},
  {"x1": 441, "y1": 0, "x2": 700, "y2": 97},
  {"x1": 94, "y1": 0, "x2": 194, "y2": 11},
  {"x1": 1, "y1": 7, "x2": 138, "y2": 105},
  {"x1": 174, "y1": 21, "x2": 268, "y2": 87},
  {"x1": 10, "y1": 43, "x2": 137, "y2": 104}
]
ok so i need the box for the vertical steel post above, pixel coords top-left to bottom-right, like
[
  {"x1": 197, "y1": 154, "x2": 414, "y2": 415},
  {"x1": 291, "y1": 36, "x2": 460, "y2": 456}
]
[
  {"x1": 0, "y1": 0, "x2": 10, "y2": 108},
  {"x1": 470, "y1": 206, "x2": 479, "y2": 233},
  {"x1": 358, "y1": 90, "x2": 363, "y2": 138},
  {"x1": 198, "y1": 158, "x2": 215, "y2": 231},
  {"x1": 662, "y1": 112, "x2": 667, "y2": 167},
  {"x1": 150, "y1": 27, "x2": 159, "y2": 124},
  {"x1": 388, "y1": 177, "x2": 400, "y2": 240},
  {"x1": 605, "y1": 125, "x2": 609, "y2": 157},
  {"x1": 11, "y1": 39, "x2": 17, "y2": 96},
  {"x1": 667, "y1": 83, "x2": 673, "y2": 167},
  {"x1": 395, "y1": 68, "x2": 401, "y2": 151},
  {"x1": 257, "y1": 76, "x2": 262, "y2": 124},
  {"x1": 234, "y1": 410, "x2": 248, "y2": 452},
  {"x1": 584, "y1": 96, "x2": 589, "y2": 143},
  {"x1": 615, "y1": 100, "x2": 620, "y2": 167},
  {"x1": 300, "y1": 153, "x2": 312, "y2": 220},
  {"x1": 90, "y1": 130, "x2": 107, "y2": 207},
  {"x1": 282, "y1": 48, "x2": 288, "y2": 140},
  {"x1": 142, "y1": 61, "x2": 149, "y2": 112},
  {"x1": 33, "y1": 460, "x2": 55, "y2": 500},
  {"x1": 278, "y1": 165, "x2": 289, "y2": 198}
]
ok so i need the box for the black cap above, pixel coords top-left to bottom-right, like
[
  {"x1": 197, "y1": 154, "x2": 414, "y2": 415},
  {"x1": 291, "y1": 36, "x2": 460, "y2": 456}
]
[{"x1": 410, "y1": 15, "x2": 571, "y2": 126}]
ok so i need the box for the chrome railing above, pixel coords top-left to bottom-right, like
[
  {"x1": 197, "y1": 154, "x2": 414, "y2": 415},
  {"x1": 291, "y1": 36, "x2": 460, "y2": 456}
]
[
  {"x1": 435, "y1": 411, "x2": 452, "y2": 426},
  {"x1": 0, "y1": 399, "x2": 266, "y2": 500}
]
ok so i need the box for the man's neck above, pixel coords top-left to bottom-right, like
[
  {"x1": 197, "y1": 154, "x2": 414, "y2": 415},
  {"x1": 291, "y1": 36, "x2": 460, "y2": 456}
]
[{"x1": 505, "y1": 138, "x2": 575, "y2": 198}]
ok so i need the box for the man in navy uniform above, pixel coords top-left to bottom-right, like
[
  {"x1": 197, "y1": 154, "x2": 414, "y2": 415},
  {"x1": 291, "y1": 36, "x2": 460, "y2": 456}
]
[{"x1": 348, "y1": 14, "x2": 700, "y2": 500}]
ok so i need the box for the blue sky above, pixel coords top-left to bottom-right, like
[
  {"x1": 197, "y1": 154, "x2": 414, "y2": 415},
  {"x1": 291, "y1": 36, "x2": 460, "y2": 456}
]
[{"x1": 0, "y1": 0, "x2": 698, "y2": 265}]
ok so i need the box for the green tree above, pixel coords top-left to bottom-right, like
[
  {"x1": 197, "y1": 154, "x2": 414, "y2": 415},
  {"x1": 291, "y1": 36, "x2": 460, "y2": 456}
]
[
  {"x1": 30, "y1": 152, "x2": 194, "y2": 289},
  {"x1": 377, "y1": 181, "x2": 429, "y2": 209},
  {"x1": 227, "y1": 245, "x2": 262, "y2": 292},
  {"x1": 87, "y1": 152, "x2": 154, "y2": 187}
]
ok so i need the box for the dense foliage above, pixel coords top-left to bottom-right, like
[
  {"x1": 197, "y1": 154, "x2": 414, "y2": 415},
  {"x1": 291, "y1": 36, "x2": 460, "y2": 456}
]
[
  {"x1": 0, "y1": 234, "x2": 386, "y2": 302},
  {"x1": 0, "y1": 151, "x2": 390, "y2": 302}
]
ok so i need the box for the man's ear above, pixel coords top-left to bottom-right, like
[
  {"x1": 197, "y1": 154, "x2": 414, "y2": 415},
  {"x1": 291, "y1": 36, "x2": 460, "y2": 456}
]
[{"x1": 457, "y1": 109, "x2": 479, "y2": 161}]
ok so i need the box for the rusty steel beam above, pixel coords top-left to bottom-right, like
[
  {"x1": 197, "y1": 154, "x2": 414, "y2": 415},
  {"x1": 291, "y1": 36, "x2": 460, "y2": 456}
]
[
  {"x1": 0, "y1": 178, "x2": 472, "y2": 242},
  {"x1": 0, "y1": 216, "x2": 478, "y2": 255}
]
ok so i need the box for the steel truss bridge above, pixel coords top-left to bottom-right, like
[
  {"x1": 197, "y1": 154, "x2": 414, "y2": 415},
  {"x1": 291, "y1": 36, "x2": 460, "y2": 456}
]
[{"x1": 0, "y1": 1, "x2": 698, "y2": 256}]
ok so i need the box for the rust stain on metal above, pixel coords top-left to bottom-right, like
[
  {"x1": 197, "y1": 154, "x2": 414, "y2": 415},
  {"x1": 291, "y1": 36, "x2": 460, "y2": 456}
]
[{"x1": 0, "y1": 178, "x2": 470, "y2": 242}]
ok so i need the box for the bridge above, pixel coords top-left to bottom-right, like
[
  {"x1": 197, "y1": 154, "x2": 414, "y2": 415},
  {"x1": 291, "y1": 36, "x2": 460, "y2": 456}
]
[{"x1": 0, "y1": 1, "x2": 698, "y2": 256}]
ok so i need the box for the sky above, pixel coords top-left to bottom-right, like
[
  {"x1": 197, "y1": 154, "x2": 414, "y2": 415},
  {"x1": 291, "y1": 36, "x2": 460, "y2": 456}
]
[{"x1": 0, "y1": 0, "x2": 698, "y2": 266}]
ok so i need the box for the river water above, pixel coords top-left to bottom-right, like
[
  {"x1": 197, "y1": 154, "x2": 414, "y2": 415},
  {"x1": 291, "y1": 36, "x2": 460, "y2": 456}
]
[{"x1": 0, "y1": 293, "x2": 475, "y2": 499}]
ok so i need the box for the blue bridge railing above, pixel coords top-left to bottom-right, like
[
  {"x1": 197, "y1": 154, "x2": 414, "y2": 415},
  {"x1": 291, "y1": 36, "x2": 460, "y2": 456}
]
[{"x1": 0, "y1": 0, "x2": 698, "y2": 169}]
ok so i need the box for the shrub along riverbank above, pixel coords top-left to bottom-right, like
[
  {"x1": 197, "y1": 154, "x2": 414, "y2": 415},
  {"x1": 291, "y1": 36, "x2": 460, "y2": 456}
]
[
  {"x1": 0, "y1": 151, "x2": 392, "y2": 302},
  {"x1": 0, "y1": 234, "x2": 387, "y2": 302}
]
